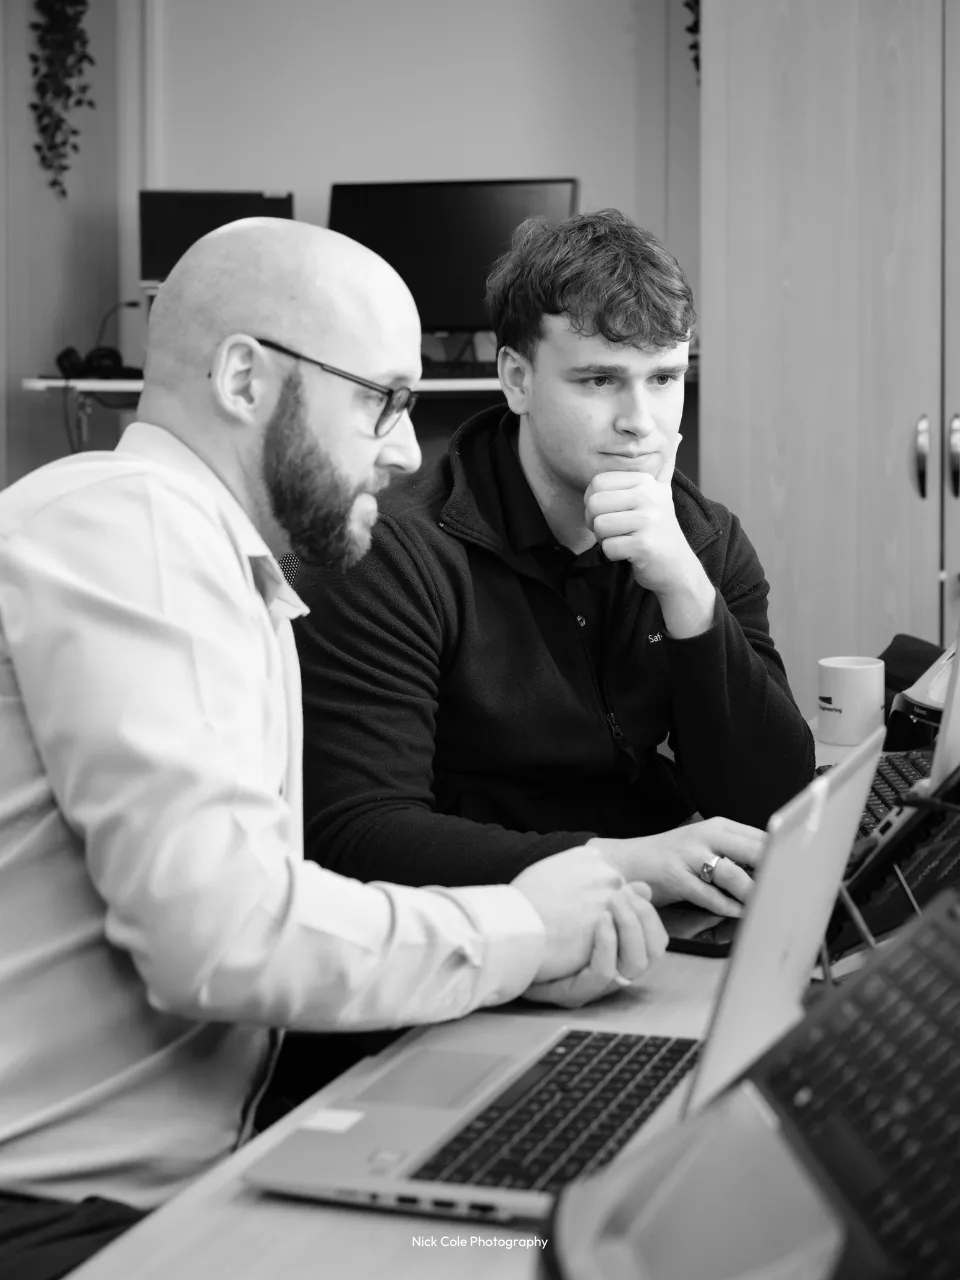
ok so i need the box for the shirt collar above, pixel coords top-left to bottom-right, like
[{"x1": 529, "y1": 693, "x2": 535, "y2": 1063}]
[{"x1": 116, "y1": 422, "x2": 308, "y2": 620}]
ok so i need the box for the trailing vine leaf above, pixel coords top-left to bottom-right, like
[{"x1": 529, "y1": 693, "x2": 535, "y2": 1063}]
[
  {"x1": 682, "y1": 0, "x2": 700, "y2": 79},
  {"x1": 29, "y1": 0, "x2": 96, "y2": 198}
]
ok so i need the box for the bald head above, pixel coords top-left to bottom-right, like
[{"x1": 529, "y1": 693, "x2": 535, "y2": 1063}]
[
  {"x1": 134, "y1": 216, "x2": 423, "y2": 566},
  {"x1": 142, "y1": 217, "x2": 420, "y2": 402}
]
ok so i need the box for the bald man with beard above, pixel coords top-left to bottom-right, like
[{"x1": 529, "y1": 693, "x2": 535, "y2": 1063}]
[{"x1": 0, "y1": 219, "x2": 666, "y2": 1277}]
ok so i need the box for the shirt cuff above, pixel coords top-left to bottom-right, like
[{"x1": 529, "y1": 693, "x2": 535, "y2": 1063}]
[{"x1": 437, "y1": 883, "x2": 546, "y2": 1007}]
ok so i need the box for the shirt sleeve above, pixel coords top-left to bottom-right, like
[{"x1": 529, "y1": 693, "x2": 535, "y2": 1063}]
[
  {"x1": 0, "y1": 474, "x2": 545, "y2": 1031},
  {"x1": 662, "y1": 511, "x2": 816, "y2": 825}
]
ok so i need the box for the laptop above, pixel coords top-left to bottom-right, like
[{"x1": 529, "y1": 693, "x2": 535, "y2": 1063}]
[
  {"x1": 902, "y1": 637, "x2": 957, "y2": 715},
  {"x1": 741, "y1": 887, "x2": 960, "y2": 1278},
  {"x1": 844, "y1": 623, "x2": 960, "y2": 889},
  {"x1": 814, "y1": 628, "x2": 960, "y2": 958},
  {"x1": 243, "y1": 727, "x2": 884, "y2": 1225},
  {"x1": 545, "y1": 887, "x2": 960, "y2": 1280},
  {"x1": 674, "y1": 629, "x2": 960, "y2": 960}
]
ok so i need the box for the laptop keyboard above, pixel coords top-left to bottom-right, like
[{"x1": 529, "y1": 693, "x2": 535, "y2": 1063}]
[
  {"x1": 410, "y1": 1029, "x2": 699, "y2": 1195},
  {"x1": 766, "y1": 906, "x2": 960, "y2": 1277}
]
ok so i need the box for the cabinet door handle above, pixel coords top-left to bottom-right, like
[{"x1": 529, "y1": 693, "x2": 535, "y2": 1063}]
[
  {"x1": 916, "y1": 415, "x2": 930, "y2": 498},
  {"x1": 950, "y1": 415, "x2": 960, "y2": 498}
]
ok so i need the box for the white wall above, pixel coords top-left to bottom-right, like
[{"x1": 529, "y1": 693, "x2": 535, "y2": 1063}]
[
  {"x1": 0, "y1": 0, "x2": 699, "y2": 482},
  {"x1": 3, "y1": 0, "x2": 119, "y2": 483},
  {"x1": 120, "y1": 0, "x2": 700, "y2": 358},
  {"x1": 666, "y1": 0, "x2": 699, "y2": 329}
]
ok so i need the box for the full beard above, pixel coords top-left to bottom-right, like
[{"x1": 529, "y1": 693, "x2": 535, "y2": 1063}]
[{"x1": 262, "y1": 369, "x2": 371, "y2": 572}]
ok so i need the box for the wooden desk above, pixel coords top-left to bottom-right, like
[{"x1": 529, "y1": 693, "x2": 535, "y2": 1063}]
[
  {"x1": 68, "y1": 952, "x2": 723, "y2": 1280},
  {"x1": 67, "y1": 734, "x2": 853, "y2": 1278}
]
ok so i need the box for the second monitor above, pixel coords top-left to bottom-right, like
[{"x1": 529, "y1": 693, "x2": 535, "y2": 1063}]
[{"x1": 327, "y1": 178, "x2": 579, "y2": 333}]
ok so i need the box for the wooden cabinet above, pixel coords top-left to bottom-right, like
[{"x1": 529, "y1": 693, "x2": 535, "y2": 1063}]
[
  {"x1": 699, "y1": 0, "x2": 956, "y2": 717},
  {"x1": 943, "y1": 0, "x2": 960, "y2": 646}
]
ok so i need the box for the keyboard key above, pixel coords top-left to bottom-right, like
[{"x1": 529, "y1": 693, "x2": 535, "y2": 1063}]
[{"x1": 411, "y1": 1029, "x2": 698, "y2": 1193}]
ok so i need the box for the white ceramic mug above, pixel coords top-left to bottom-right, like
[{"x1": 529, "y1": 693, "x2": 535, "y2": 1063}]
[{"x1": 816, "y1": 656, "x2": 885, "y2": 746}]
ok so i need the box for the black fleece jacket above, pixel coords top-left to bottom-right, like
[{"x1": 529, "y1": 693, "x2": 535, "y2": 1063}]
[{"x1": 294, "y1": 407, "x2": 815, "y2": 887}]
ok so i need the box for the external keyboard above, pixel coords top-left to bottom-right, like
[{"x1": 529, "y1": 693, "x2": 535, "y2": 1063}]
[
  {"x1": 411, "y1": 1029, "x2": 699, "y2": 1195},
  {"x1": 851, "y1": 812, "x2": 960, "y2": 941},
  {"x1": 817, "y1": 751, "x2": 933, "y2": 883},
  {"x1": 767, "y1": 906, "x2": 960, "y2": 1278},
  {"x1": 858, "y1": 751, "x2": 931, "y2": 839}
]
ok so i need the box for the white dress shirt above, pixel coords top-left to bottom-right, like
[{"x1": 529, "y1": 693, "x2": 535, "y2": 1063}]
[{"x1": 0, "y1": 423, "x2": 545, "y2": 1209}]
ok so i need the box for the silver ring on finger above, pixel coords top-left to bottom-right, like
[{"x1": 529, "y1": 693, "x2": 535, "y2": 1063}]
[{"x1": 699, "y1": 854, "x2": 721, "y2": 885}]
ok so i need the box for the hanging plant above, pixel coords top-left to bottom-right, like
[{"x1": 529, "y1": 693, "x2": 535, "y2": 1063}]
[
  {"x1": 29, "y1": 0, "x2": 96, "y2": 198},
  {"x1": 682, "y1": 0, "x2": 700, "y2": 79}
]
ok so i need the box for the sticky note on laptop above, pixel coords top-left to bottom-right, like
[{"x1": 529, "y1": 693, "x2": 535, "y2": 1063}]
[{"x1": 302, "y1": 1107, "x2": 363, "y2": 1133}]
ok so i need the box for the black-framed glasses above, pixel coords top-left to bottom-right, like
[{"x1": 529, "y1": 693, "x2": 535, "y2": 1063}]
[{"x1": 255, "y1": 336, "x2": 418, "y2": 436}]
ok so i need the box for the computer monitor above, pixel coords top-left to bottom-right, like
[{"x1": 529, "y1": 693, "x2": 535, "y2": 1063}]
[
  {"x1": 139, "y1": 190, "x2": 295, "y2": 286},
  {"x1": 327, "y1": 178, "x2": 579, "y2": 332}
]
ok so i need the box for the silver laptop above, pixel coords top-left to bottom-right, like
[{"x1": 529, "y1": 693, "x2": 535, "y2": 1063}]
[{"x1": 244, "y1": 727, "x2": 884, "y2": 1225}]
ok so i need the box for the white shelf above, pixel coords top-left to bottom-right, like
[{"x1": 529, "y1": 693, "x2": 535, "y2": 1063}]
[
  {"x1": 23, "y1": 377, "x2": 502, "y2": 395},
  {"x1": 22, "y1": 378, "x2": 144, "y2": 393}
]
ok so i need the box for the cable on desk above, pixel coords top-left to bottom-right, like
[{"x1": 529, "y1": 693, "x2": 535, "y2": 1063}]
[
  {"x1": 900, "y1": 794, "x2": 960, "y2": 817},
  {"x1": 60, "y1": 384, "x2": 79, "y2": 454},
  {"x1": 88, "y1": 392, "x2": 130, "y2": 409}
]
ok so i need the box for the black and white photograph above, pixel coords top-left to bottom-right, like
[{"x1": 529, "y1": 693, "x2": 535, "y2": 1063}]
[{"x1": 0, "y1": 2, "x2": 957, "y2": 1277}]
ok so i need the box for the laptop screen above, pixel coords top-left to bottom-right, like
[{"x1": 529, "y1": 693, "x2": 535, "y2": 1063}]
[
  {"x1": 684, "y1": 727, "x2": 885, "y2": 1114},
  {"x1": 928, "y1": 630, "x2": 960, "y2": 790}
]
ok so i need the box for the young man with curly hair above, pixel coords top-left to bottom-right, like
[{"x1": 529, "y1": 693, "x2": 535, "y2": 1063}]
[{"x1": 294, "y1": 209, "x2": 815, "y2": 911}]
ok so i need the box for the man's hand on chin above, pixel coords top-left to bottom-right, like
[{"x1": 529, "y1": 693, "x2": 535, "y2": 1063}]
[{"x1": 584, "y1": 435, "x2": 716, "y2": 639}]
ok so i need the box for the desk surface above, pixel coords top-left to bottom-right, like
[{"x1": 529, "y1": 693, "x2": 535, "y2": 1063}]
[
  {"x1": 810, "y1": 718, "x2": 858, "y2": 770},
  {"x1": 69, "y1": 952, "x2": 723, "y2": 1280}
]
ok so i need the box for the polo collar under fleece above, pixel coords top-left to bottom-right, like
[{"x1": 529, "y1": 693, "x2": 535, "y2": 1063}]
[{"x1": 437, "y1": 405, "x2": 724, "y2": 561}]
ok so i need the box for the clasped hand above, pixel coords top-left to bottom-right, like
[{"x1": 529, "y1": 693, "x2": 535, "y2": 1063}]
[
  {"x1": 512, "y1": 848, "x2": 668, "y2": 1009},
  {"x1": 583, "y1": 434, "x2": 695, "y2": 591},
  {"x1": 585, "y1": 469, "x2": 695, "y2": 591}
]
